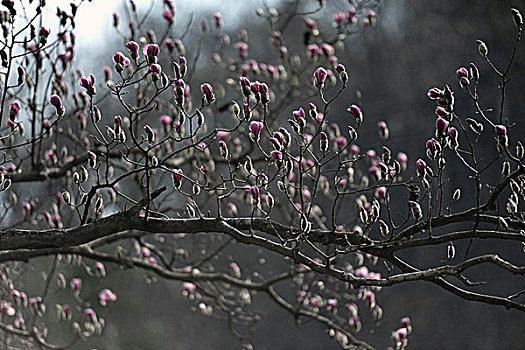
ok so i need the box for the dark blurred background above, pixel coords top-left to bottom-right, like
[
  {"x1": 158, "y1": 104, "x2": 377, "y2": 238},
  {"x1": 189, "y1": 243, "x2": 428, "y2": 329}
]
[{"x1": 64, "y1": 0, "x2": 525, "y2": 349}]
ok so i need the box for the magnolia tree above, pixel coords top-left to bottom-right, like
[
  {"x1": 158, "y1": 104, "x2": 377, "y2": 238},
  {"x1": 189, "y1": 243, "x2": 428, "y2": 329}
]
[{"x1": 0, "y1": 0, "x2": 523, "y2": 348}]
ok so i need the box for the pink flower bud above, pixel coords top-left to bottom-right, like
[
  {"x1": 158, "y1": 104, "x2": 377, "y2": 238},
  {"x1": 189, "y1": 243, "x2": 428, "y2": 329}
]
[
  {"x1": 435, "y1": 106, "x2": 448, "y2": 118},
  {"x1": 416, "y1": 159, "x2": 427, "y2": 176},
  {"x1": 304, "y1": 18, "x2": 317, "y2": 29},
  {"x1": 347, "y1": 104, "x2": 362, "y2": 120},
  {"x1": 328, "y1": 298, "x2": 338, "y2": 308},
  {"x1": 39, "y1": 26, "x2": 51, "y2": 37},
  {"x1": 271, "y1": 150, "x2": 283, "y2": 161},
  {"x1": 427, "y1": 87, "x2": 442, "y2": 99},
  {"x1": 249, "y1": 121, "x2": 263, "y2": 138},
  {"x1": 435, "y1": 117, "x2": 449, "y2": 135},
  {"x1": 50, "y1": 95, "x2": 63, "y2": 109},
  {"x1": 495, "y1": 124, "x2": 507, "y2": 136},
  {"x1": 396, "y1": 327, "x2": 408, "y2": 341},
  {"x1": 172, "y1": 169, "x2": 183, "y2": 181},
  {"x1": 149, "y1": 63, "x2": 162, "y2": 74},
  {"x1": 447, "y1": 126, "x2": 457, "y2": 140},
  {"x1": 103, "y1": 66, "x2": 112, "y2": 81},
  {"x1": 8, "y1": 101, "x2": 21, "y2": 121},
  {"x1": 70, "y1": 278, "x2": 82, "y2": 291},
  {"x1": 142, "y1": 43, "x2": 160, "y2": 57},
  {"x1": 456, "y1": 67, "x2": 468, "y2": 79},
  {"x1": 375, "y1": 186, "x2": 387, "y2": 198},
  {"x1": 183, "y1": 282, "x2": 196, "y2": 293},
  {"x1": 113, "y1": 51, "x2": 130, "y2": 67},
  {"x1": 125, "y1": 41, "x2": 139, "y2": 58},
  {"x1": 162, "y1": 10, "x2": 174, "y2": 22},
  {"x1": 114, "y1": 115, "x2": 122, "y2": 126},
  {"x1": 313, "y1": 67, "x2": 327, "y2": 88},
  {"x1": 99, "y1": 288, "x2": 117, "y2": 306},
  {"x1": 78, "y1": 74, "x2": 96, "y2": 95},
  {"x1": 250, "y1": 185, "x2": 260, "y2": 204},
  {"x1": 200, "y1": 83, "x2": 214, "y2": 102},
  {"x1": 87, "y1": 151, "x2": 97, "y2": 168}
]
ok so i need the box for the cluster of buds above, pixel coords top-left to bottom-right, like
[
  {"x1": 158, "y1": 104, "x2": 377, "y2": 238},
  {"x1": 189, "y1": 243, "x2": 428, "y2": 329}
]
[
  {"x1": 250, "y1": 81, "x2": 270, "y2": 104},
  {"x1": 456, "y1": 66, "x2": 470, "y2": 88},
  {"x1": 240, "y1": 77, "x2": 252, "y2": 99},
  {"x1": 39, "y1": 26, "x2": 51, "y2": 45},
  {"x1": 125, "y1": 41, "x2": 139, "y2": 62},
  {"x1": 425, "y1": 138, "x2": 442, "y2": 160},
  {"x1": 391, "y1": 317, "x2": 412, "y2": 350},
  {"x1": 143, "y1": 43, "x2": 160, "y2": 64},
  {"x1": 29, "y1": 296, "x2": 46, "y2": 316},
  {"x1": 78, "y1": 74, "x2": 96, "y2": 96},
  {"x1": 173, "y1": 56, "x2": 187, "y2": 79},
  {"x1": 112, "y1": 51, "x2": 130, "y2": 73},
  {"x1": 427, "y1": 84, "x2": 454, "y2": 115},
  {"x1": 108, "y1": 115, "x2": 126, "y2": 142},
  {"x1": 358, "y1": 197, "x2": 380, "y2": 225},
  {"x1": 99, "y1": 289, "x2": 117, "y2": 306}
]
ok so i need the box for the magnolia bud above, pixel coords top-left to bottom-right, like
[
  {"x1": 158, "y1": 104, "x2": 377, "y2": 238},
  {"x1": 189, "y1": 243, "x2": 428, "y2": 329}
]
[
  {"x1": 511, "y1": 8, "x2": 523, "y2": 29},
  {"x1": 93, "y1": 105, "x2": 102, "y2": 122},
  {"x1": 266, "y1": 193, "x2": 274, "y2": 211},
  {"x1": 196, "y1": 109, "x2": 205, "y2": 127},
  {"x1": 348, "y1": 126, "x2": 357, "y2": 142},
  {"x1": 95, "y1": 196, "x2": 103, "y2": 211},
  {"x1": 219, "y1": 140, "x2": 229, "y2": 159},
  {"x1": 193, "y1": 183, "x2": 201, "y2": 196},
  {"x1": 320, "y1": 132, "x2": 328, "y2": 153},
  {"x1": 79, "y1": 166, "x2": 88, "y2": 182},
  {"x1": 459, "y1": 76, "x2": 469, "y2": 88},
  {"x1": 516, "y1": 141, "x2": 524, "y2": 159},
  {"x1": 62, "y1": 191, "x2": 71, "y2": 205},
  {"x1": 447, "y1": 242, "x2": 455, "y2": 259},
  {"x1": 232, "y1": 101, "x2": 241, "y2": 119},
  {"x1": 244, "y1": 156, "x2": 253, "y2": 174},
  {"x1": 469, "y1": 63, "x2": 479, "y2": 83},
  {"x1": 408, "y1": 200, "x2": 422, "y2": 220},
  {"x1": 453, "y1": 188, "x2": 461, "y2": 201},
  {"x1": 379, "y1": 220, "x2": 389, "y2": 238},
  {"x1": 502, "y1": 160, "x2": 510, "y2": 177},
  {"x1": 144, "y1": 125, "x2": 155, "y2": 143},
  {"x1": 466, "y1": 118, "x2": 483, "y2": 134},
  {"x1": 476, "y1": 40, "x2": 488, "y2": 56},
  {"x1": 507, "y1": 197, "x2": 518, "y2": 214}
]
